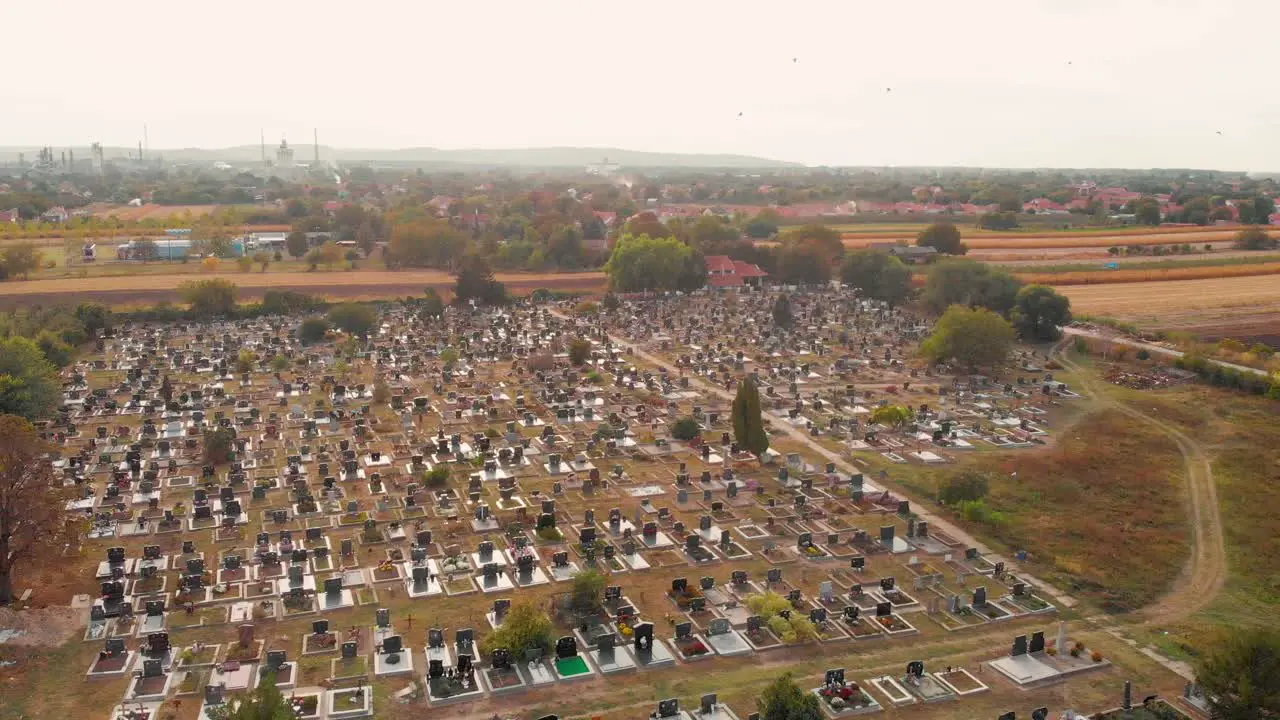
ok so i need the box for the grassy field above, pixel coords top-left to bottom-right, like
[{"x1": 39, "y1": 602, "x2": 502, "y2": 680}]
[
  {"x1": 1108, "y1": 385, "x2": 1280, "y2": 659},
  {"x1": 887, "y1": 406, "x2": 1191, "y2": 614}
]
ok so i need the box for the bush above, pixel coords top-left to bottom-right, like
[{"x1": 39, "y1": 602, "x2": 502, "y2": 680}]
[
  {"x1": 939, "y1": 471, "x2": 990, "y2": 505},
  {"x1": 671, "y1": 416, "x2": 701, "y2": 441},
  {"x1": 479, "y1": 602, "x2": 555, "y2": 657},
  {"x1": 298, "y1": 317, "x2": 330, "y2": 345},
  {"x1": 423, "y1": 466, "x2": 450, "y2": 488},
  {"x1": 1091, "y1": 650, "x2": 1104, "y2": 662},
  {"x1": 568, "y1": 338, "x2": 592, "y2": 366},
  {"x1": 203, "y1": 427, "x2": 236, "y2": 465}
]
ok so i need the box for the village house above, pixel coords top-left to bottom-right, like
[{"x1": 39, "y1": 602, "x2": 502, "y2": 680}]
[{"x1": 704, "y1": 254, "x2": 768, "y2": 288}]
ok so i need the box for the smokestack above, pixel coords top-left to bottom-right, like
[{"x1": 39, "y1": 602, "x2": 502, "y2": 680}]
[
  {"x1": 314, "y1": 128, "x2": 319, "y2": 165},
  {"x1": 261, "y1": 129, "x2": 266, "y2": 164}
]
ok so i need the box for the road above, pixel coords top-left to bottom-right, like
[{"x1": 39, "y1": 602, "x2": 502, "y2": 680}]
[
  {"x1": 1051, "y1": 343, "x2": 1227, "y2": 628},
  {"x1": 1062, "y1": 326, "x2": 1269, "y2": 377}
]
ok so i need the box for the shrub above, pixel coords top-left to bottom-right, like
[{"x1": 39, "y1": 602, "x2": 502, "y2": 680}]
[
  {"x1": 938, "y1": 471, "x2": 990, "y2": 505},
  {"x1": 569, "y1": 338, "x2": 592, "y2": 366},
  {"x1": 423, "y1": 466, "x2": 450, "y2": 488},
  {"x1": 1091, "y1": 650, "x2": 1104, "y2": 662},
  {"x1": 298, "y1": 317, "x2": 330, "y2": 345},
  {"x1": 671, "y1": 416, "x2": 701, "y2": 441}
]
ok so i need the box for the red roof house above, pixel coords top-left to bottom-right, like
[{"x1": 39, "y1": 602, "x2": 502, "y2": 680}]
[{"x1": 705, "y1": 255, "x2": 767, "y2": 287}]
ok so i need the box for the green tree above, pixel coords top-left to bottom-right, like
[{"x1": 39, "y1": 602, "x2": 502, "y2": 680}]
[
  {"x1": 454, "y1": 255, "x2": 506, "y2": 305},
  {"x1": 840, "y1": 250, "x2": 912, "y2": 304},
  {"x1": 35, "y1": 331, "x2": 74, "y2": 368},
  {"x1": 732, "y1": 377, "x2": 769, "y2": 456},
  {"x1": 252, "y1": 251, "x2": 271, "y2": 272},
  {"x1": 74, "y1": 303, "x2": 113, "y2": 338},
  {"x1": 1195, "y1": 628, "x2": 1280, "y2": 720},
  {"x1": 203, "y1": 426, "x2": 236, "y2": 466},
  {"x1": 1133, "y1": 198, "x2": 1162, "y2": 226},
  {"x1": 285, "y1": 230, "x2": 309, "y2": 259},
  {"x1": 1239, "y1": 195, "x2": 1276, "y2": 225},
  {"x1": 327, "y1": 303, "x2": 378, "y2": 337},
  {"x1": 601, "y1": 292, "x2": 621, "y2": 312},
  {"x1": 779, "y1": 224, "x2": 844, "y2": 264},
  {"x1": 206, "y1": 673, "x2": 296, "y2": 720},
  {"x1": 917, "y1": 221, "x2": 965, "y2": 255},
  {"x1": 2, "y1": 242, "x2": 42, "y2": 279},
  {"x1": 939, "y1": 471, "x2": 990, "y2": 505},
  {"x1": 977, "y1": 211, "x2": 1019, "y2": 230},
  {"x1": 671, "y1": 416, "x2": 701, "y2": 441},
  {"x1": 921, "y1": 260, "x2": 1022, "y2": 315},
  {"x1": 1233, "y1": 227, "x2": 1277, "y2": 250},
  {"x1": 775, "y1": 241, "x2": 832, "y2": 285},
  {"x1": 1010, "y1": 285, "x2": 1072, "y2": 341},
  {"x1": 772, "y1": 294, "x2": 794, "y2": 328},
  {"x1": 569, "y1": 338, "x2": 592, "y2": 366},
  {"x1": 745, "y1": 218, "x2": 778, "y2": 239},
  {"x1": 0, "y1": 337, "x2": 60, "y2": 419},
  {"x1": 440, "y1": 347, "x2": 459, "y2": 368},
  {"x1": 757, "y1": 672, "x2": 823, "y2": 720},
  {"x1": 570, "y1": 569, "x2": 607, "y2": 614},
  {"x1": 921, "y1": 305, "x2": 1015, "y2": 369},
  {"x1": 869, "y1": 404, "x2": 913, "y2": 429},
  {"x1": 0, "y1": 415, "x2": 75, "y2": 604},
  {"x1": 298, "y1": 317, "x2": 330, "y2": 345},
  {"x1": 479, "y1": 601, "x2": 556, "y2": 657},
  {"x1": 422, "y1": 288, "x2": 445, "y2": 318},
  {"x1": 604, "y1": 234, "x2": 693, "y2": 292},
  {"x1": 548, "y1": 225, "x2": 584, "y2": 268},
  {"x1": 159, "y1": 374, "x2": 173, "y2": 402},
  {"x1": 179, "y1": 278, "x2": 238, "y2": 317},
  {"x1": 235, "y1": 349, "x2": 257, "y2": 374},
  {"x1": 388, "y1": 219, "x2": 470, "y2": 269}
]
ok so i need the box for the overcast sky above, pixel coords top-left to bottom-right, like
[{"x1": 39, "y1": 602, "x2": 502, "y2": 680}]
[{"x1": 11, "y1": 0, "x2": 1280, "y2": 170}]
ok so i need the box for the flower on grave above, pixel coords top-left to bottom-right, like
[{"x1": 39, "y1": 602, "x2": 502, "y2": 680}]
[{"x1": 830, "y1": 697, "x2": 846, "y2": 709}]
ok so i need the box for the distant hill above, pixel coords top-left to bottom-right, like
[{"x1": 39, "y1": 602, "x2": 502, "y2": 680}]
[{"x1": 0, "y1": 145, "x2": 800, "y2": 169}]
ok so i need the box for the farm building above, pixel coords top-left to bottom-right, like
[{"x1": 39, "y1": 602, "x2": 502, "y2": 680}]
[{"x1": 116, "y1": 238, "x2": 245, "y2": 261}]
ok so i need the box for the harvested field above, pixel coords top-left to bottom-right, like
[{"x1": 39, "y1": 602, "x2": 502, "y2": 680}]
[
  {"x1": 0, "y1": 269, "x2": 608, "y2": 309},
  {"x1": 840, "y1": 229, "x2": 1240, "y2": 250},
  {"x1": 83, "y1": 203, "x2": 218, "y2": 221},
  {"x1": 1019, "y1": 262, "x2": 1280, "y2": 285},
  {"x1": 1057, "y1": 275, "x2": 1280, "y2": 317}
]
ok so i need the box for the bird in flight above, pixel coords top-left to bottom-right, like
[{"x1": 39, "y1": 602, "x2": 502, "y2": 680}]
[
  {"x1": 793, "y1": 57, "x2": 798, "y2": 63},
  {"x1": 738, "y1": 112, "x2": 744, "y2": 118},
  {"x1": 1216, "y1": 131, "x2": 1223, "y2": 135},
  {"x1": 885, "y1": 87, "x2": 892, "y2": 92}
]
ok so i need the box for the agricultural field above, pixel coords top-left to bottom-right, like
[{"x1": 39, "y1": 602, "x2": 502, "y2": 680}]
[
  {"x1": 1057, "y1": 275, "x2": 1280, "y2": 341},
  {"x1": 1018, "y1": 261, "x2": 1280, "y2": 285},
  {"x1": 82, "y1": 203, "x2": 229, "y2": 221},
  {"x1": 0, "y1": 269, "x2": 609, "y2": 309}
]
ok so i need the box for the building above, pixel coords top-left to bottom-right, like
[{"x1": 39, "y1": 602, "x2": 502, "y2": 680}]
[
  {"x1": 276, "y1": 139, "x2": 295, "y2": 168},
  {"x1": 869, "y1": 243, "x2": 938, "y2": 264},
  {"x1": 117, "y1": 237, "x2": 245, "y2": 261},
  {"x1": 41, "y1": 206, "x2": 69, "y2": 223},
  {"x1": 705, "y1": 255, "x2": 768, "y2": 288}
]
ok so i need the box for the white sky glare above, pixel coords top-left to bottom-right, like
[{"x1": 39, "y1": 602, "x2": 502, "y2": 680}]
[{"x1": 9, "y1": 0, "x2": 1280, "y2": 170}]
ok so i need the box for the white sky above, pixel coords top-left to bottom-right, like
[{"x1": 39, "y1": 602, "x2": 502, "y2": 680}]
[{"x1": 10, "y1": 0, "x2": 1280, "y2": 170}]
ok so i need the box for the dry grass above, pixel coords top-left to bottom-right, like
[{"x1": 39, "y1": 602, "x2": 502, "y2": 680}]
[
  {"x1": 841, "y1": 230, "x2": 1240, "y2": 250},
  {"x1": 895, "y1": 409, "x2": 1190, "y2": 613}
]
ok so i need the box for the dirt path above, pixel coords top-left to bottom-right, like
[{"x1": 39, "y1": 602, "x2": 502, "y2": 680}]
[{"x1": 1051, "y1": 344, "x2": 1227, "y2": 626}]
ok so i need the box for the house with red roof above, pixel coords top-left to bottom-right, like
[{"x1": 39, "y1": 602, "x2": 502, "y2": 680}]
[
  {"x1": 0, "y1": 209, "x2": 18, "y2": 223},
  {"x1": 705, "y1": 255, "x2": 767, "y2": 288}
]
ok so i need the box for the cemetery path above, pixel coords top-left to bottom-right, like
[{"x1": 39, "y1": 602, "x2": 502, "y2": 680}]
[
  {"x1": 568, "y1": 312, "x2": 1071, "y2": 607},
  {"x1": 1052, "y1": 345, "x2": 1227, "y2": 626}
]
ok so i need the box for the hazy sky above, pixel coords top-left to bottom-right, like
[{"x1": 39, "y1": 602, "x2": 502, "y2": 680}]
[{"x1": 11, "y1": 0, "x2": 1280, "y2": 170}]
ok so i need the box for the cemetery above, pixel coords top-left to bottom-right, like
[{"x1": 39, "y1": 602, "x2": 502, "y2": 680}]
[{"x1": 7, "y1": 287, "x2": 1211, "y2": 719}]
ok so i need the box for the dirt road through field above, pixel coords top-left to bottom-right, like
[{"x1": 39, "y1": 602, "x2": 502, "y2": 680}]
[{"x1": 1051, "y1": 345, "x2": 1226, "y2": 626}]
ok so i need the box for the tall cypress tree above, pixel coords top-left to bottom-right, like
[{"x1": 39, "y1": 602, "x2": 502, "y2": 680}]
[{"x1": 732, "y1": 377, "x2": 769, "y2": 456}]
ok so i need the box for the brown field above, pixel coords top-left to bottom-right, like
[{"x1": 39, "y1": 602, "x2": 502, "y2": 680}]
[
  {"x1": 1057, "y1": 274, "x2": 1280, "y2": 341},
  {"x1": 1020, "y1": 262, "x2": 1280, "y2": 285},
  {"x1": 840, "y1": 229, "x2": 1241, "y2": 250},
  {"x1": 0, "y1": 270, "x2": 608, "y2": 309},
  {"x1": 82, "y1": 203, "x2": 221, "y2": 221}
]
